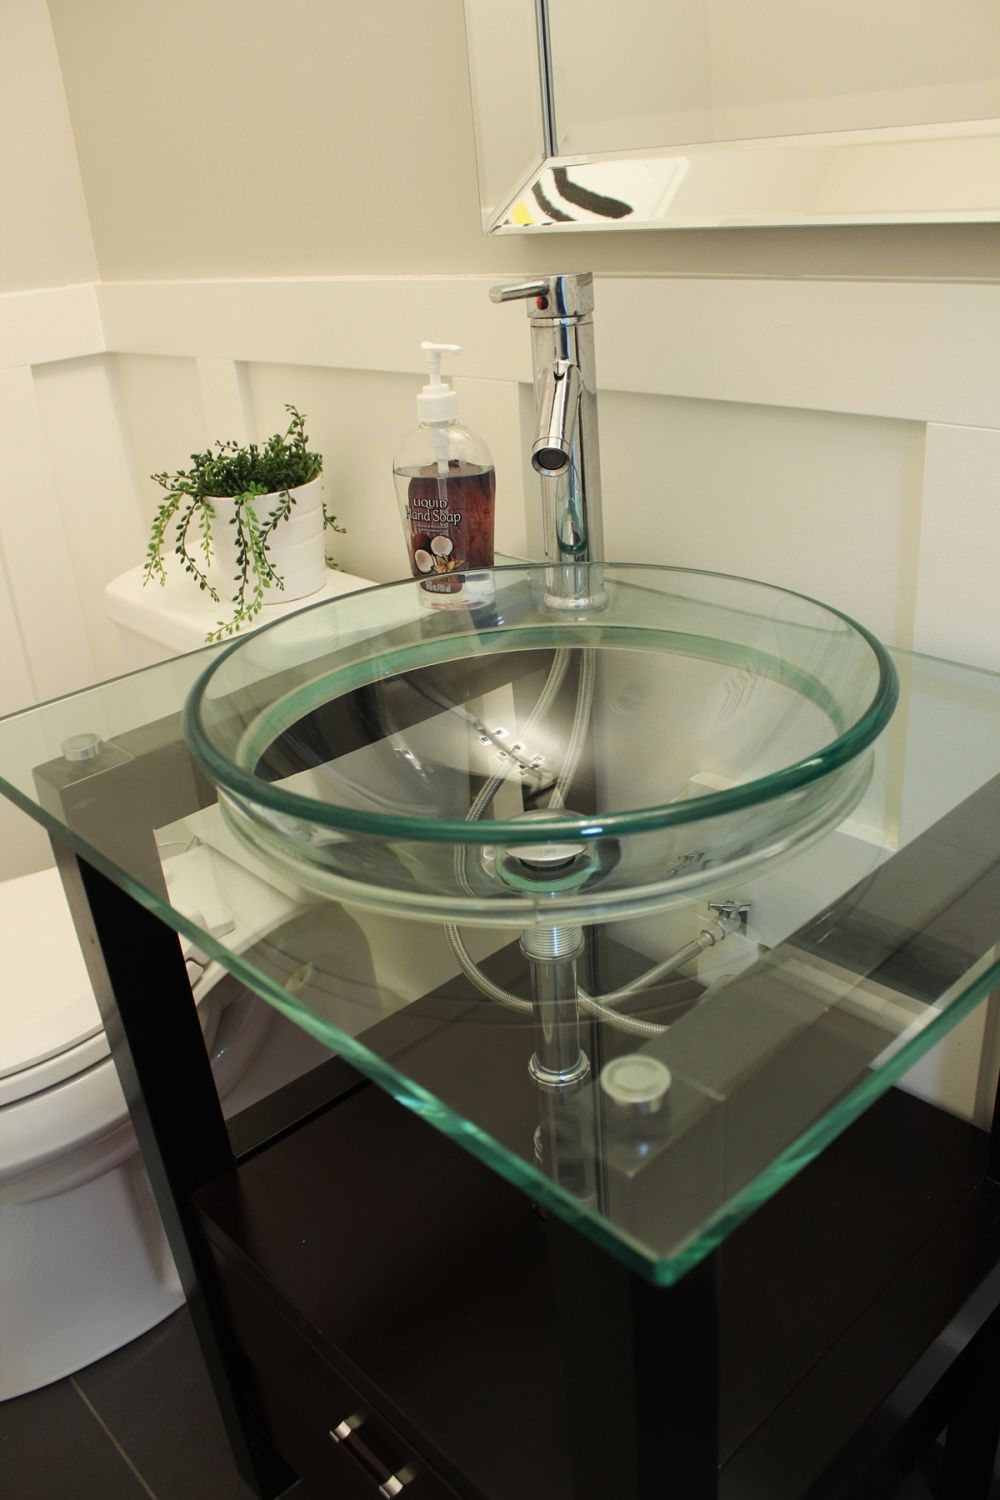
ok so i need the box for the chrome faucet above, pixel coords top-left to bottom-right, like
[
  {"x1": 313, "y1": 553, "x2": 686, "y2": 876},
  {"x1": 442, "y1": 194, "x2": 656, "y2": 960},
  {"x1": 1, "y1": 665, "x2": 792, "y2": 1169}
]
[{"x1": 490, "y1": 273, "x2": 605, "y2": 606}]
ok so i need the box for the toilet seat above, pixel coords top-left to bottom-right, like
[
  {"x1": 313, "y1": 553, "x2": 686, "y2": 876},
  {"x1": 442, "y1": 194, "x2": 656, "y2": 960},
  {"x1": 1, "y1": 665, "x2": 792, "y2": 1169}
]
[
  {"x1": 0, "y1": 853, "x2": 281, "y2": 1197},
  {"x1": 0, "y1": 865, "x2": 223, "y2": 1110},
  {"x1": 0, "y1": 962, "x2": 271, "y2": 1204},
  {"x1": 0, "y1": 867, "x2": 109, "y2": 1105}
]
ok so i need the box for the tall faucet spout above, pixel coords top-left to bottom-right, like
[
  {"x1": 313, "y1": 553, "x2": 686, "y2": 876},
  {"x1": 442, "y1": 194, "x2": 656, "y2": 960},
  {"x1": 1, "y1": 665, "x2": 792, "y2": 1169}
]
[
  {"x1": 490, "y1": 272, "x2": 605, "y2": 608},
  {"x1": 532, "y1": 360, "x2": 581, "y2": 476}
]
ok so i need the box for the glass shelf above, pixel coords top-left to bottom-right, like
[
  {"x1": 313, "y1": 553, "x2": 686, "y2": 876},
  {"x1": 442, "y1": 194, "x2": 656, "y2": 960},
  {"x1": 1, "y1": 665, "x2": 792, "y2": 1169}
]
[{"x1": 2, "y1": 575, "x2": 999, "y2": 1286}]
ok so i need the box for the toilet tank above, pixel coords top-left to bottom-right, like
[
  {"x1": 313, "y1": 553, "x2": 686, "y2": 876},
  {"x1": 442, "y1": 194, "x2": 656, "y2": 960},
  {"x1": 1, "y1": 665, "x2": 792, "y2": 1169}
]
[{"x1": 105, "y1": 563, "x2": 379, "y2": 667}]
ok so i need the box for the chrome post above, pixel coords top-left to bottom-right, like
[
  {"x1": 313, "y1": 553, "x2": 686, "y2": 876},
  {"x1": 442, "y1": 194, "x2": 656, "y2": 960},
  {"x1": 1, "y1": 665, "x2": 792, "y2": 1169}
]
[
  {"x1": 490, "y1": 273, "x2": 605, "y2": 607},
  {"x1": 521, "y1": 921, "x2": 589, "y2": 1091},
  {"x1": 521, "y1": 921, "x2": 596, "y2": 1205}
]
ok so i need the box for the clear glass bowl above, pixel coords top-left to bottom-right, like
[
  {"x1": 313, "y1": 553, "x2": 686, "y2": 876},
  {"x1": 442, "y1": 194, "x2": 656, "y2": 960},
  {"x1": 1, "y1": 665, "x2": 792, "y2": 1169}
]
[{"x1": 184, "y1": 564, "x2": 898, "y2": 925}]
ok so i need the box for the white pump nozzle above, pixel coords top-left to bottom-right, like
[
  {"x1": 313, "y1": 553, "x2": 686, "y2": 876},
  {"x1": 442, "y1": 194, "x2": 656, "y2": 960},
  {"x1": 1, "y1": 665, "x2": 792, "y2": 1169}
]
[
  {"x1": 417, "y1": 342, "x2": 461, "y2": 474},
  {"x1": 417, "y1": 341, "x2": 461, "y2": 427},
  {"x1": 421, "y1": 340, "x2": 461, "y2": 372}
]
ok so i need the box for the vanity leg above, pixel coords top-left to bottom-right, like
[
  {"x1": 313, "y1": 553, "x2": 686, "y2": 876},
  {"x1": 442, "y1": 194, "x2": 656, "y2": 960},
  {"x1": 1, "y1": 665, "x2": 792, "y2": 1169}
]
[
  {"x1": 545, "y1": 1213, "x2": 719, "y2": 1499},
  {"x1": 56, "y1": 848, "x2": 293, "y2": 1500},
  {"x1": 938, "y1": 1308, "x2": 1000, "y2": 1500},
  {"x1": 990, "y1": 1056, "x2": 1000, "y2": 1180},
  {"x1": 935, "y1": 976, "x2": 1000, "y2": 1495}
]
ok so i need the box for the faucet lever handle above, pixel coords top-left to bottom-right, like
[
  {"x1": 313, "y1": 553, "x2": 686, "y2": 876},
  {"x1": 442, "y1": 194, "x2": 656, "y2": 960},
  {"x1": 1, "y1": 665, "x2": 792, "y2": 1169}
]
[{"x1": 489, "y1": 279, "x2": 550, "y2": 304}]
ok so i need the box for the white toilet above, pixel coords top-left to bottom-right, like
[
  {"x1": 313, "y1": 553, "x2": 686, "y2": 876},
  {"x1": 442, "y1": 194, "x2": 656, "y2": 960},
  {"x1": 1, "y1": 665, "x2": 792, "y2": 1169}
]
[{"x1": 0, "y1": 567, "x2": 376, "y2": 1401}]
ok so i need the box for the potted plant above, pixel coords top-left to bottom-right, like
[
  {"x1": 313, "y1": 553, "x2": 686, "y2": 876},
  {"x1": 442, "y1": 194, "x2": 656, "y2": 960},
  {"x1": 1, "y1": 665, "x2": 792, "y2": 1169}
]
[{"x1": 143, "y1": 406, "x2": 344, "y2": 640}]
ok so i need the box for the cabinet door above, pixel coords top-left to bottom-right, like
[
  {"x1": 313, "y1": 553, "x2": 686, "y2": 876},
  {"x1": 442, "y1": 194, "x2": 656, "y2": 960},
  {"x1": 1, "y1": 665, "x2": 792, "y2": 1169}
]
[{"x1": 213, "y1": 1252, "x2": 470, "y2": 1500}]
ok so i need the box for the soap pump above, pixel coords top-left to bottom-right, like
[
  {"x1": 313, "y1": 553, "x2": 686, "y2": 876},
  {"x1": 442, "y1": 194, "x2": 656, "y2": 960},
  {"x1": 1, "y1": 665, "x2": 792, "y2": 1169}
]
[{"x1": 394, "y1": 341, "x2": 496, "y2": 606}]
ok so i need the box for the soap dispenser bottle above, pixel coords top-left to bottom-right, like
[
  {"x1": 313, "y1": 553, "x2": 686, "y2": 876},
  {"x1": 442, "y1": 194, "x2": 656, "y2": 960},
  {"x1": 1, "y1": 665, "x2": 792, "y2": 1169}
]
[{"x1": 394, "y1": 342, "x2": 495, "y2": 606}]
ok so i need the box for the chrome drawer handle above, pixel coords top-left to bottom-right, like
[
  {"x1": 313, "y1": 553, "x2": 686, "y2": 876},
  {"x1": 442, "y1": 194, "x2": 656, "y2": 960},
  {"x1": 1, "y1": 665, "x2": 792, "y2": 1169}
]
[
  {"x1": 328, "y1": 1414, "x2": 362, "y2": 1443},
  {"x1": 329, "y1": 1415, "x2": 412, "y2": 1493}
]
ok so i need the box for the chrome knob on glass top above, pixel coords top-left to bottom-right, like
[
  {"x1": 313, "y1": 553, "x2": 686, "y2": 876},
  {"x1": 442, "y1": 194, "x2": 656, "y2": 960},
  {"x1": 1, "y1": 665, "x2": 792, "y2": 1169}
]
[{"x1": 183, "y1": 563, "x2": 898, "y2": 925}]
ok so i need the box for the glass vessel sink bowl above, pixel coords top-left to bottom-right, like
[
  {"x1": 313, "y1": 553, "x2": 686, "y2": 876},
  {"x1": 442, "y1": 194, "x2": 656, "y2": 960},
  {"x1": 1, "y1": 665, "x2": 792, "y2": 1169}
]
[{"x1": 184, "y1": 563, "x2": 898, "y2": 926}]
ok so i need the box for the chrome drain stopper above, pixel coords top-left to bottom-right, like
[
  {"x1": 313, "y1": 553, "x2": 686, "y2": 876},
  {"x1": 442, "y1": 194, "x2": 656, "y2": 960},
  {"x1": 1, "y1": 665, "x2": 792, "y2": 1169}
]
[{"x1": 600, "y1": 1055, "x2": 672, "y2": 1119}]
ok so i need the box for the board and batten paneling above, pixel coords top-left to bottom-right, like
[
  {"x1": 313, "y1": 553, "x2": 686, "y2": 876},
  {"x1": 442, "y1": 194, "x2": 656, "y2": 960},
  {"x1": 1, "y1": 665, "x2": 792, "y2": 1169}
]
[
  {"x1": 1, "y1": 271, "x2": 999, "y2": 1118},
  {"x1": 915, "y1": 423, "x2": 1000, "y2": 672},
  {"x1": 91, "y1": 273, "x2": 1000, "y2": 668},
  {"x1": 3, "y1": 271, "x2": 999, "y2": 697},
  {"x1": 599, "y1": 391, "x2": 922, "y2": 649}
]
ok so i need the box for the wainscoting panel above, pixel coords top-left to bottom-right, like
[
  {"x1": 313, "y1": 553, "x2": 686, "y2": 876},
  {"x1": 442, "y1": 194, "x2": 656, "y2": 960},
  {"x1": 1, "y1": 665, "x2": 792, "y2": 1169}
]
[
  {"x1": 95, "y1": 275, "x2": 1000, "y2": 423},
  {"x1": 0, "y1": 363, "x2": 96, "y2": 699},
  {"x1": 1, "y1": 276, "x2": 998, "y2": 989},
  {"x1": 195, "y1": 356, "x2": 253, "y2": 448},
  {"x1": 3, "y1": 279, "x2": 998, "y2": 677},
  {"x1": 0, "y1": 283, "x2": 103, "y2": 371},
  {"x1": 32, "y1": 354, "x2": 148, "y2": 681},
  {"x1": 915, "y1": 423, "x2": 1000, "y2": 672},
  {"x1": 597, "y1": 276, "x2": 1000, "y2": 426},
  {"x1": 598, "y1": 390, "x2": 922, "y2": 648}
]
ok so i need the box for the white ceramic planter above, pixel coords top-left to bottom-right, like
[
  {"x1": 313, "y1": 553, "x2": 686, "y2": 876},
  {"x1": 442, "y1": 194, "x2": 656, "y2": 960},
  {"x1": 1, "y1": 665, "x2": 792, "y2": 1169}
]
[{"x1": 208, "y1": 475, "x2": 327, "y2": 606}]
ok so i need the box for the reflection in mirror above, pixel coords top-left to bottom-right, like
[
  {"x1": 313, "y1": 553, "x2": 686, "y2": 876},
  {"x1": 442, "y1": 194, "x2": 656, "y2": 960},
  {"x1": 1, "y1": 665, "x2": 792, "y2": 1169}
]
[{"x1": 464, "y1": 0, "x2": 1000, "y2": 232}]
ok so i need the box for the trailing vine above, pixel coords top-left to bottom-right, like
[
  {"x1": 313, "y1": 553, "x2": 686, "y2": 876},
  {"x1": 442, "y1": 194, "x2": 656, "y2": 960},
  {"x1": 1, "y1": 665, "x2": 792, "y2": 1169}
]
[{"x1": 143, "y1": 406, "x2": 343, "y2": 640}]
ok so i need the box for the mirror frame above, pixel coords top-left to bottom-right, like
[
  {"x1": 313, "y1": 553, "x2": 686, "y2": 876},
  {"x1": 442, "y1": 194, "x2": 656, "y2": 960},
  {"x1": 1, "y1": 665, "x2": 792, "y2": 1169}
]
[{"x1": 463, "y1": 0, "x2": 1000, "y2": 234}]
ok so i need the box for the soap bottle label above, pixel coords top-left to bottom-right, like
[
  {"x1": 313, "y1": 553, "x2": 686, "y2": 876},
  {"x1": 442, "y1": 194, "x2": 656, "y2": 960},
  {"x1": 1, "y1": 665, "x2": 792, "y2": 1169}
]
[{"x1": 402, "y1": 463, "x2": 496, "y2": 597}]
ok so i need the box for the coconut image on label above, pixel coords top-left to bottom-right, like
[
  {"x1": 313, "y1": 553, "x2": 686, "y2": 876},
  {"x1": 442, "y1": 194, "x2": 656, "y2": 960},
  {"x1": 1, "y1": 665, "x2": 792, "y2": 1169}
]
[{"x1": 410, "y1": 532, "x2": 463, "y2": 593}]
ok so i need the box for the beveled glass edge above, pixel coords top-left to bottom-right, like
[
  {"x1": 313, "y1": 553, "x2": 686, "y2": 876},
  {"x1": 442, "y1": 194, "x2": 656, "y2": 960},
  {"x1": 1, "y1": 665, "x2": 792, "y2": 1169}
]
[
  {"x1": 184, "y1": 562, "x2": 899, "y2": 845},
  {"x1": 660, "y1": 949, "x2": 1000, "y2": 1284},
  {"x1": 488, "y1": 130, "x2": 1000, "y2": 234}
]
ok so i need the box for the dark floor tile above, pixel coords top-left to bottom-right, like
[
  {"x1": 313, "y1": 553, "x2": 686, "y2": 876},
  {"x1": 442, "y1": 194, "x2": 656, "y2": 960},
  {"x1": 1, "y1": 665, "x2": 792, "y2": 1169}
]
[
  {"x1": 74, "y1": 1308, "x2": 254, "y2": 1500},
  {"x1": 0, "y1": 1377, "x2": 150, "y2": 1499},
  {"x1": 892, "y1": 1470, "x2": 935, "y2": 1500},
  {"x1": 915, "y1": 1437, "x2": 1000, "y2": 1500}
]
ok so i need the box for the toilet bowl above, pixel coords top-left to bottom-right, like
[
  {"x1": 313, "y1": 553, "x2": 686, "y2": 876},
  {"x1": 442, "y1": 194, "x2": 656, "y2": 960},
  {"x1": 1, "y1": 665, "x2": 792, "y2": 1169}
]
[{"x1": 0, "y1": 847, "x2": 335, "y2": 1401}]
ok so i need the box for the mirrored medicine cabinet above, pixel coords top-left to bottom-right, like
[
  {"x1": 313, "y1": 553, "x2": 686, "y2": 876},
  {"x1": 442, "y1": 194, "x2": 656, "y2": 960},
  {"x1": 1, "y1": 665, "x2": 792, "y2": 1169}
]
[{"x1": 463, "y1": 0, "x2": 1000, "y2": 233}]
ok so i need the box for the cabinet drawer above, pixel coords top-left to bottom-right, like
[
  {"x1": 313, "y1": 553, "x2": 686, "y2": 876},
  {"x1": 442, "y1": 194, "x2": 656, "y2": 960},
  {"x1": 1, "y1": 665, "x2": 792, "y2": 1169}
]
[{"x1": 214, "y1": 1253, "x2": 467, "y2": 1500}]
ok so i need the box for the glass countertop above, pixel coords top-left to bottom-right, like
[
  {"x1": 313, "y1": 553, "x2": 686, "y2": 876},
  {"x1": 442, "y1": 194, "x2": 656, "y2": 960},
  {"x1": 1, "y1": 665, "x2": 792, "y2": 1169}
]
[{"x1": 3, "y1": 595, "x2": 1000, "y2": 1285}]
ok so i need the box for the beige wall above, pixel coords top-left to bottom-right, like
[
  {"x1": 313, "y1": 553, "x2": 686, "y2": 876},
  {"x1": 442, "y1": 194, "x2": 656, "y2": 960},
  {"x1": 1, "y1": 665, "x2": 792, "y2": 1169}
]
[
  {"x1": 47, "y1": 0, "x2": 1000, "y2": 283},
  {"x1": 48, "y1": 0, "x2": 510, "y2": 280},
  {"x1": 1, "y1": 0, "x2": 97, "y2": 293}
]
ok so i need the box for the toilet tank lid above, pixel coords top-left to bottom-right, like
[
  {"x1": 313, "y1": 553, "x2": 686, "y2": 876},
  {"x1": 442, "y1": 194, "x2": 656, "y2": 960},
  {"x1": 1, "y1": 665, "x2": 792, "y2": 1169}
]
[
  {"x1": 0, "y1": 867, "x2": 105, "y2": 1084},
  {"x1": 104, "y1": 564, "x2": 378, "y2": 653}
]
